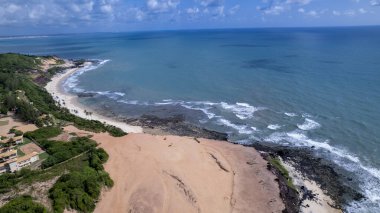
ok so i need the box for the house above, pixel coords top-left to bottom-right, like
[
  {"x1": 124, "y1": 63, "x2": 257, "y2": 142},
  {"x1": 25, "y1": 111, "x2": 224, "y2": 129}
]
[
  {"x1": 0, "y1": 151, "x2": 40, "y2": 174},
  {"x1": 13, "y1": 135, "x2": 23, "y2": 144},
  {"x1": 0, "y1": 135, "x2": 24, "y2": 147},
  {"x1": 0, "y1": 150, "x2": 17, "y2": 163},
  {"x1": 17, "y1": 152, "x2": 39, "y2": 168},
  {"x1": 0, "y1": 135, "x2": 8, "y2": 144},
  {"x1": 0, "y1": 162, "x2": 8, "y2": 174}
]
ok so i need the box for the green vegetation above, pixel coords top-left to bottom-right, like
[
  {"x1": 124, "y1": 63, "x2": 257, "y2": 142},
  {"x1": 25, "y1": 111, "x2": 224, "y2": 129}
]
[
  {"x1": 0, "y1": 195, "x2": 48, "y2": 213},
  {"x1": 268, "y1": 157, "x2": 296, "y2": 190},
  {"x1": 9, "y1": 128, "x2": 23, "y2": 136},
  {"x1": 19, "y1": 137, "x2": 33, "y2": 146},
  {"x1": 0, "y1": 53, "x2": 41, "y2": 73},
  {"x1": 17, "y1": 148, "x2": 25, "y2": 157},
  {"x1": 39, "y1": 137, "x2": 97, "y2": 168},
  {"x1": 39, "y1": 152, "x2": 49, "y2": 160},
  {"x1": 0, "y1": 53, "x2": 118, "y2": 212},
  {"x1": 0, "y1": 155, "x2": 88, "y2": 194},
  {"x1": 50, "y1": 149, "x2": 113, "y2": 213},
  {"x1": 0, "y1": 53, "x2": 126, "y2": 136},
  {"x1": 24, "y1": 126, "x2": 62, "y2": 141},
  {"x1": 0, "y1": 148, "x2": 111, "y2": 213}
]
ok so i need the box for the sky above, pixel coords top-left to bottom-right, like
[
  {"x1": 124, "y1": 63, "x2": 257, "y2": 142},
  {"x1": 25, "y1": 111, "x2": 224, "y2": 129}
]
[{"x1": 0, "y1": 0, "x2": 380, "y2": 35}]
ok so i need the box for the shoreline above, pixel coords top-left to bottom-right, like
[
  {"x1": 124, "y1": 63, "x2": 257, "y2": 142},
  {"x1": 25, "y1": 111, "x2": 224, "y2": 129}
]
[
  {"x1": 45, "y1": 61, "x2": 143, "y2": 134},
  {"x1": 44, "y1": 59, "x2": 354, "y2": 212}
]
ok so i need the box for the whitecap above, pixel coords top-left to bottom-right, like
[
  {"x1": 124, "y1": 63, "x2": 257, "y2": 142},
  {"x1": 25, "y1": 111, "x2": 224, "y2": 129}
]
[
  {"x1": 250, "y1": 126, "x2": 259, "y2": 131},
  {"x1": 217, "y1": 118, "x2": 253, "y2": 134},
  {"x1": 181, "y1": 104, "x2": 216, "y2": 119},
  {"x1": 267, "y1": 124, "x2": 281, "y2": 130},
  {"x1": 297, "y1": 118, "x2": 321, "y2": 130},
  {"x1": 220, "y1": 102, "x2": 259, "y2": 120},
  {"x1": 284, "y1": 112, "x2": 297, "y2": 117}
]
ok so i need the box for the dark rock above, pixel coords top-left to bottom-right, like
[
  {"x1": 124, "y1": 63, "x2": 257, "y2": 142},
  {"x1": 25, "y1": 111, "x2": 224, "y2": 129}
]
[
  {"x1": 76, "y1": 92, "x2": 97, "y2": 98},
  {"x1": 251, "y1": 143, "x2": 364, "y2": 211},
  {"x1": 127, "y1": 114, "x2": 228, "y2": 141}
]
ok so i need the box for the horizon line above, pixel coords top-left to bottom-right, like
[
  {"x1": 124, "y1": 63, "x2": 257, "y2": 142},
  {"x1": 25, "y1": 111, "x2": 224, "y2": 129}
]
[{"x1": 1, "y1": 24, "x2": 380, "y2": 37}]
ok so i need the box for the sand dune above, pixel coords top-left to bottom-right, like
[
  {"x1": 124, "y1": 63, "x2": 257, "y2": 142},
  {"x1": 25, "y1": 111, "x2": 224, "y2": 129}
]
[{"x1": 89, "y1": 132, "x2": 285, "y2": 213}]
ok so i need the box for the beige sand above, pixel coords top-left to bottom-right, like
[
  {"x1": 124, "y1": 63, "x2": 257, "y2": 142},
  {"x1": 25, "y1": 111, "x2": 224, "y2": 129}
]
[
  {"x1": 87, "y1": 132, "x2": 285, "y2": 213},
  {"x1": 45, "y1": 62, "x2": 142, "y2": 133},
  {"x1": 0, "y1": 115, "x2": 38, "y2": 135}
]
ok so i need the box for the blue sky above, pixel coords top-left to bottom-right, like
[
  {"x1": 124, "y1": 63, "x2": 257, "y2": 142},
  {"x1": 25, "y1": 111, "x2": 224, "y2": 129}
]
[{"x1": 0, "y1": 0, "x2": 380, "y2": 35}]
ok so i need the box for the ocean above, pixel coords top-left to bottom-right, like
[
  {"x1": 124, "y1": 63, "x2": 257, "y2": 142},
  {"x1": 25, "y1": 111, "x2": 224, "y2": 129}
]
[{"x1": 1, "y1": 27, "x2": 380, "y2": 212}]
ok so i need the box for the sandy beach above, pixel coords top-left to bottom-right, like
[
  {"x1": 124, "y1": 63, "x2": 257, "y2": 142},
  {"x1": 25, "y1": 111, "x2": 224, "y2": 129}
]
[
  {"x1": 61, "y1": 127, "x2": 285, "y2": 213},
  {"x1": 45, "y1": 62, "x2": 142, "y2": 133}
]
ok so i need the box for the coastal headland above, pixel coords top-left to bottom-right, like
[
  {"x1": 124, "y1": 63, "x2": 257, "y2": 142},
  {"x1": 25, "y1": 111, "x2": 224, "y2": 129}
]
[{"x1": 0, "y1": 54, "x2": 361, "y2": 213}]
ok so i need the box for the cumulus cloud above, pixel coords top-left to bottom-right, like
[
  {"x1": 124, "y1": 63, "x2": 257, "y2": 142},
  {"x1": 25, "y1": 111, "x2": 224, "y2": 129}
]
[
  {"x1": 0, "y1": 0, "x2": 119, "y2": 26},
  {"x1": 285, "y1": 0, "x2": 312, "y2": 5},
  {"x1": 146, "y1": 0, "x2": 180, "y2": 13},
  {"x1": 199, "y1": 0, "x2": 223, "y2": 7},
  {"x1": 257, "y1": 0, "x2": 312, "y2": 15}
]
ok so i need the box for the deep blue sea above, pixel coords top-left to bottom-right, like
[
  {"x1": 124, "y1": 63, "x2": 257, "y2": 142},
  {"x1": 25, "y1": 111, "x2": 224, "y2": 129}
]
[{"x1": 1, "y1": 27, "x2": 380, "y2": 212}]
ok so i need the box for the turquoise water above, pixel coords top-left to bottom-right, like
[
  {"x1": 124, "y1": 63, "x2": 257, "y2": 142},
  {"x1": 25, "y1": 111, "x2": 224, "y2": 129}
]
[{"x1": 1, "y1": 27, "x2": 380, "y2": 212}]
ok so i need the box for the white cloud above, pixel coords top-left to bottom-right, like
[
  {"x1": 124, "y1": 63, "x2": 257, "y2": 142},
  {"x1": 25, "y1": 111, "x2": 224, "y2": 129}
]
[
  {"x1": 285, "y1": 0, "x2": 312, "y2": 5},
  {"x1": 199, "y1": 0, "x2": 223, "y2": 7},
  {"x1": 0, "y1": 0, "x2": 118, "y2": 27},
  {"x1": 332, "y1": 10, "x2": 341, "y2": 16},
  {"x1": 344, "y1": 9, "x2": 356, "y2": 16},
  {"x1": 228, "y1": 5, "x2": 240, "y2": 15},
  {"x1": 100, "y1": 4, "x2": 113, "y2": 13},
  {"x1": 358, "y1": 8, "x2": 367, "y2": 14},
  {"x1": 6, "y1": 4, "x2": 21, "y2": 13},
  {"x1": 370, "y1": 0, "x2": 380, "y2": 6},
  {"x1": 147, "y1": 0, "x2": 180, "y2": 13},
  {"x1": 258, "y1": 0, "x2": 312, "y2": 15},
  {"x1": 307, "y1": 10, "x2": 318, "y2": 17},
  {"x1": 186, "y1": 7, "x2": 200, "y2": 14},
  {"x1": 263, "y1": 5, "x2": 285, "y2": 15}
]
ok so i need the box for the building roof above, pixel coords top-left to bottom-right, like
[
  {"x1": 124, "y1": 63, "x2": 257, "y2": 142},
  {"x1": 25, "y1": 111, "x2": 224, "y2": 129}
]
[
  {"x1": 17, "y1": 152, "x2": 39, "y2": 163},
  {"x1": 0, "y1": 159, "x2": 16, "y2": 168},
  {"x1": 13, "y1": 136, "x2": 23, "y2": 141},
  {"x1": 0, "y1": 150, "x2": 17, "y2": 158}
]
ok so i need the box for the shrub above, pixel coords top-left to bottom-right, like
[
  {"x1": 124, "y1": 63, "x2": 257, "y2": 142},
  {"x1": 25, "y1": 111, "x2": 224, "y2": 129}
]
[
  {"x1": 0, "y1": 195, "x2": 48, "y2": 213},
  {"x1": 24, "y1": 126, "x2": 62, "y2": 141}
]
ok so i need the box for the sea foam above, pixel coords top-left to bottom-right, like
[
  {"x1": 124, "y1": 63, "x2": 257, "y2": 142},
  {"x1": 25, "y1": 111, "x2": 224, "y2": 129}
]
[
  {"x1": 297, "y1": 118, "x2": 321, "y2": 130},
  {"x1": 64, "y1": 59, "x2": 110, "y2": 93}
]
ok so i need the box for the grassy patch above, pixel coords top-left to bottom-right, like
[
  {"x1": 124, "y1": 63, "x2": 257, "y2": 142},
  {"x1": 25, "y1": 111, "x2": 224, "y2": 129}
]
[
  {"x1": 269, "y1": 157, "x2": 296, "y2": 190},
  {"x1": 17, "y1": 148, "x2": 25, "y2": 157},
  {"x1": 22, "y1": 137, "x2": 32, "y2": 145},
  {"x1": 24, "y1": 126, "x2": 62, "y2": 141},
  {"x1": 0, "y1": 120, "x2": 9, "y2": 126},
  {"x1": 39, "y1": 152, "x2": 49, "y2": 160},
  {"x1": 39, "y1": 137, "x2": 97, "y2": 169}
]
